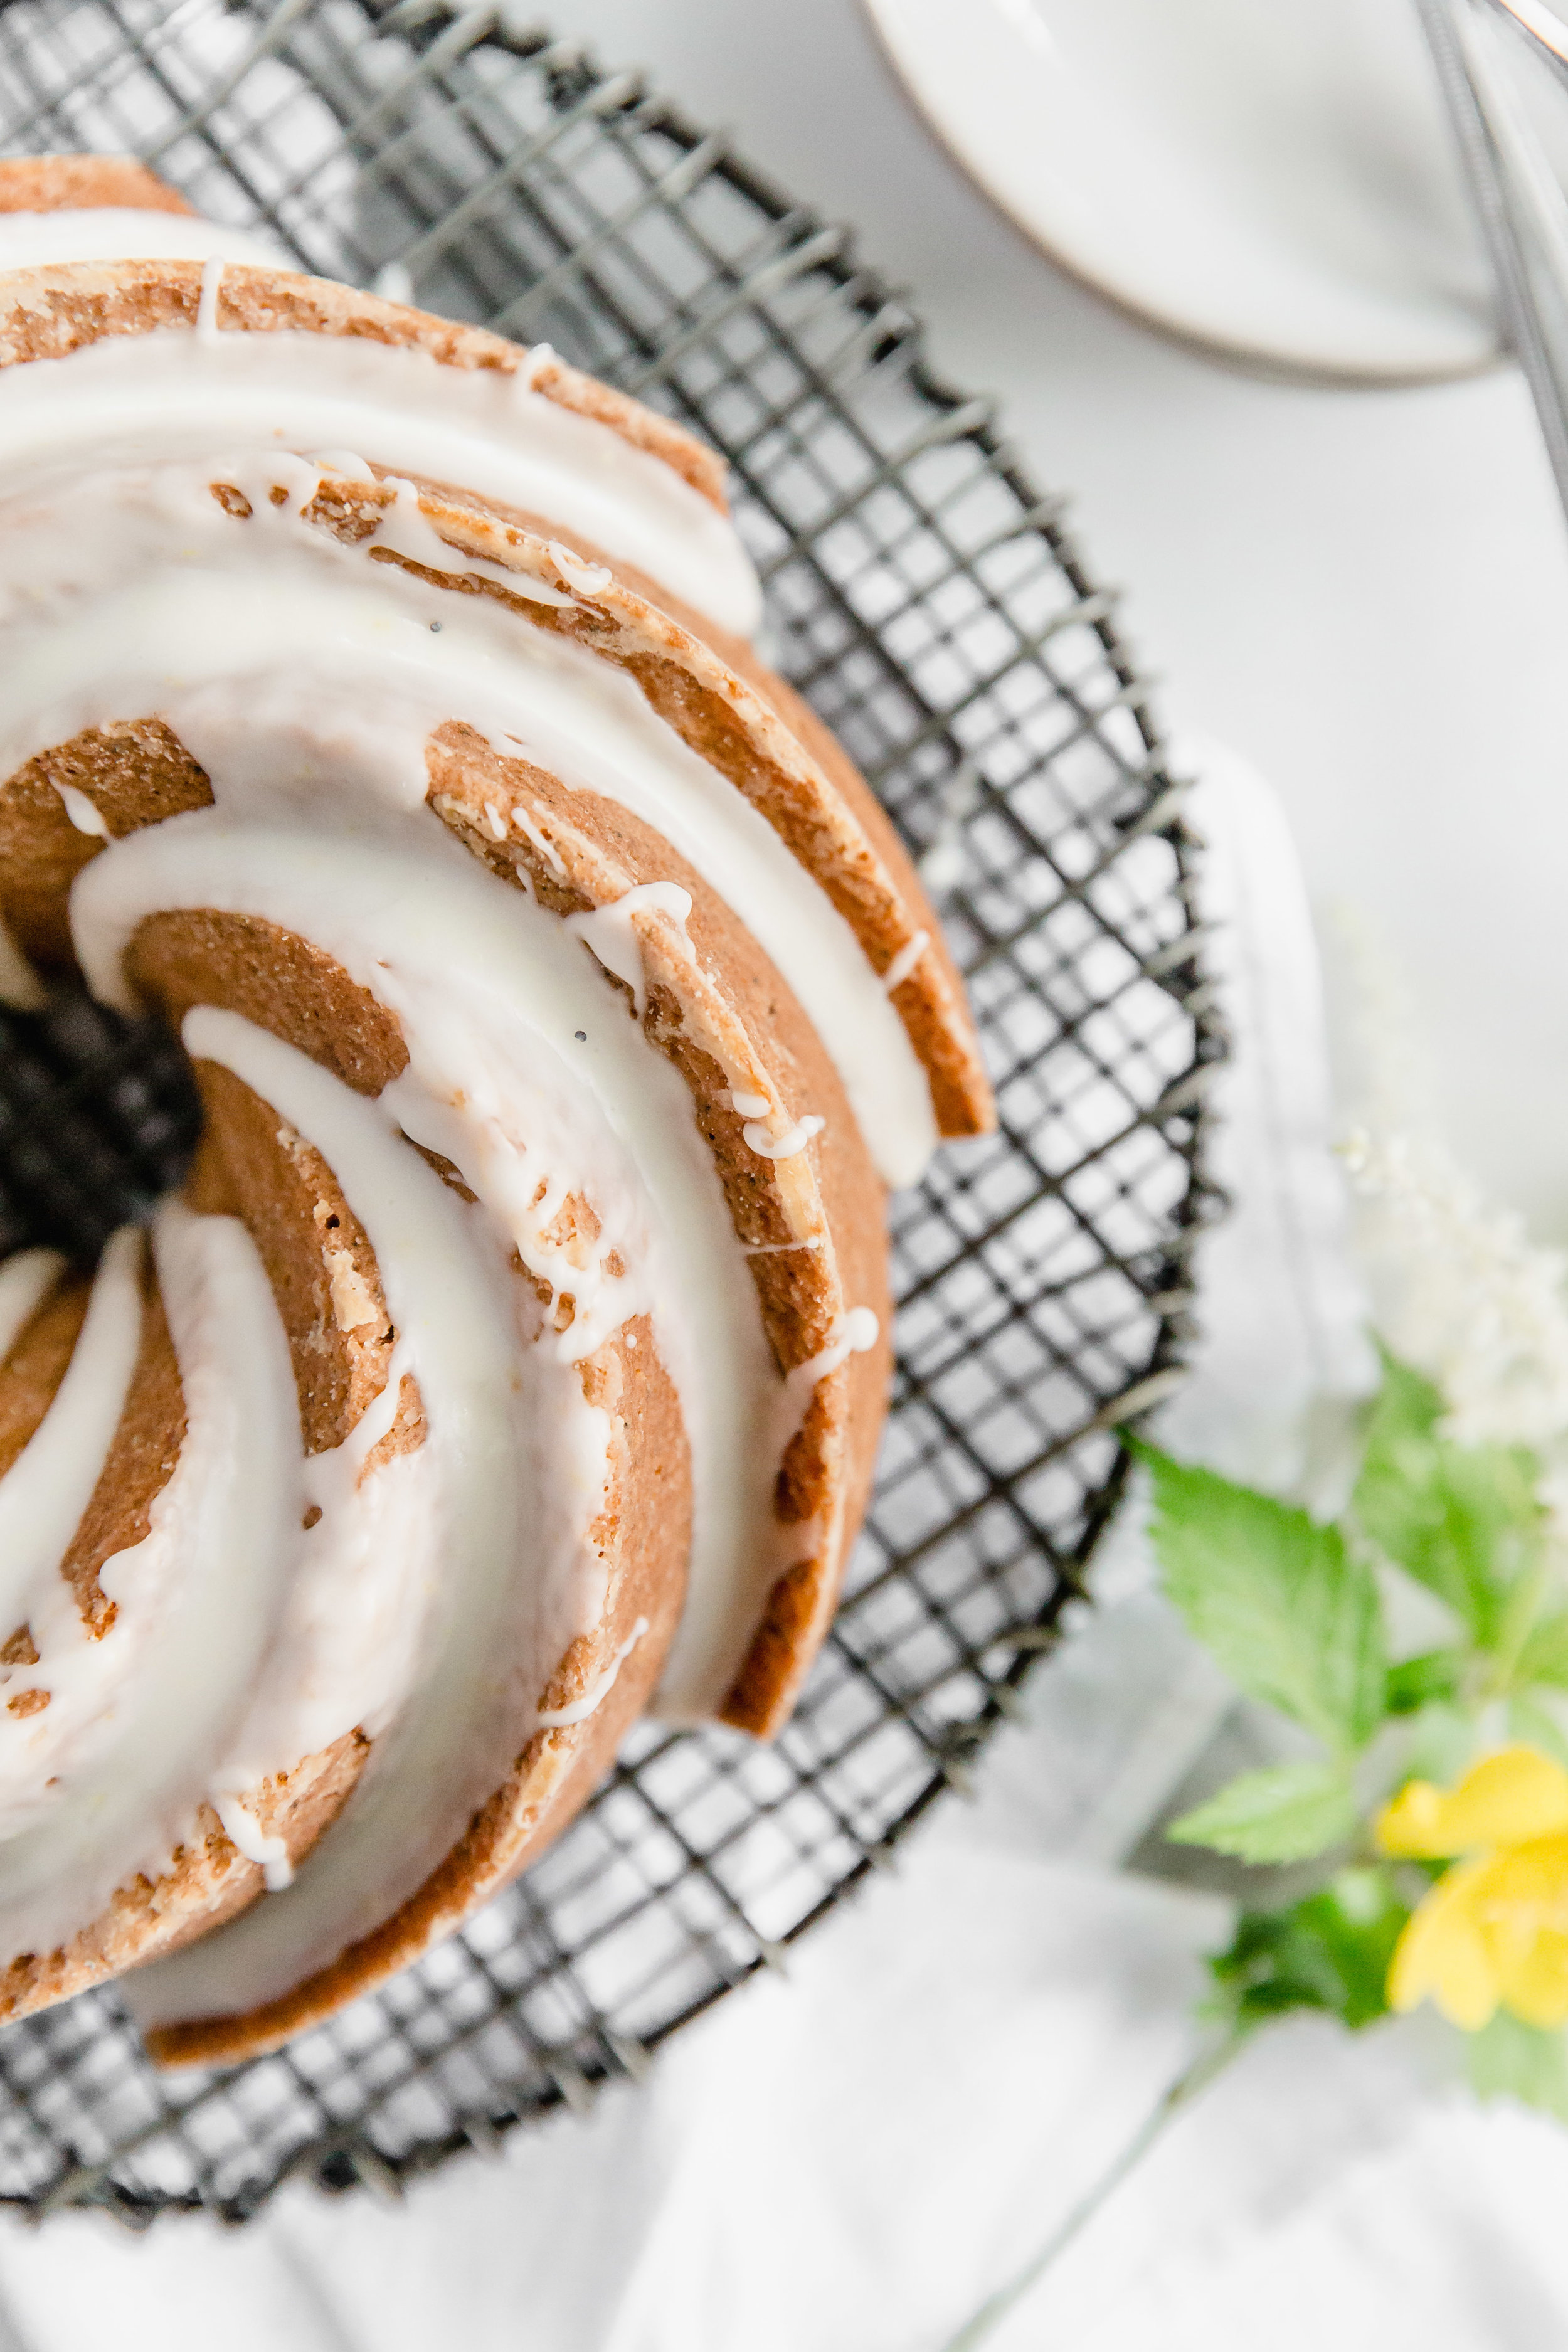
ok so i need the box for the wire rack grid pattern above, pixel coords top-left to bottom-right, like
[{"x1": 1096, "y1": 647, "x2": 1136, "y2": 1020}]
[{"x1": 0, "y1": 0, "x2": 1224, "y2": 2223}]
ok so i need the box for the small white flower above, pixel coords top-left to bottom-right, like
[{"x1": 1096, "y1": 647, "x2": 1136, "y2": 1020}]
[
  {"x1": 1329, "y1": 907, "x2": 1568, "y2": 1456},
  {"x1": 1341, "y1": 1125, "x2": 1568, "y2": 1453}
]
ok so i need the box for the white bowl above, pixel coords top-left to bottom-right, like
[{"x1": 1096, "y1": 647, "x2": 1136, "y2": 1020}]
[{"x1": 864, "y1": 0, "x2": 1501, "y2": 383}]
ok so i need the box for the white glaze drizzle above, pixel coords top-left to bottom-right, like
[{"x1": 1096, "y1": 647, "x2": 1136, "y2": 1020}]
[
  {"x1": 510, "y1": 801, "x2": 567, "y2": 878},
  {"x1": 775, "y1": 1308, "x2": 881, "y2": 1459},
  {"x1": 0, "y1": 1249, "x2": 62, "y2": 1360},
  {"x1": 744, "y1": 1113, "x2": 826, "y2": 1160},
  {"x1": 0, "y1": 1458, "x2": 186, "y2": 1839},
  {"x1": 0, "y1": 309, "x2": 760, "y2": 632},
  {"x1": 729, "y1": 1090, "x2": 770, "y2": 1118},
  {"x1": 535, "y1": 1616, "x2": 650, "y2": 1730},
  {"x1": 314, "y1": 448, "x2": 374, "y2": 482},
  {"x1": 0, "y1": 1202, "x2": 304, "y2": 1959},
  {"x1": 369, "y1": 473, "x2": 570, "y2": 605},
  {"x1": 55, "y1": 781, "x2": 108, "y2": 837},
  {"x1": 516, "y1": 341, "x2": 556, "y2": 391},
  {"x1": 0, "y1": 1227, "x2": 142, "y2": 1650},
  {"x1": 213, "y1": 1329, "x2": 438, "y2": 1798},
  {"x1": 125, "y1": 1008, "x2": 608, "y2": 2027},
  {"x1": 548, "y1": 539, "x2": 612, "y2": 596},
  {"x1": 0, "y1": 209, "x2": 284, "y2": 272},
  {"x1": 0, "y1": 456, "x2": 936, "y2": 1182},
  {"x1": 212, "y1": 1793, "x2": 292, "y2": 1892},
  {"x1": 881, "y1": 930, "x2": 930, "y2": 995},
  {"x1": 196, "y1": 255, "x2": 223, "y2": 340},
  {"x1": 0, "y1": 1222, "x2": 294, "y2": 1848},
  {"x1": 0, "y1": 914, "x2": 45, "y2": 1010},
  {"x1": 564, "y1": 881, "x2": 694, "y2": 1019}
]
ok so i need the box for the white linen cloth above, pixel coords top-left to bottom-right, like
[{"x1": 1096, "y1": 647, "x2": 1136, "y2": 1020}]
[{"x1": 0, "y1": 745, "x2": 1562, "y2": 2348}]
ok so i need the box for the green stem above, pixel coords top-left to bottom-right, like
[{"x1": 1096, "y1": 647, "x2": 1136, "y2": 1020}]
[
  {"x1": 1483, "y1": 1554, "x2": 1551, "y2": 1701},
  {"x1": 937, "y1": 2029, "x2": 1244, "y2": 2352}
]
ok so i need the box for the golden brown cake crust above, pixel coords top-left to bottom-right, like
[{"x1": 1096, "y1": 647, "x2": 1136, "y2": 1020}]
[
  {"x1": 132, "y1": 909, "x2": 410, "y2": 1100},
  {"x1": 0, "y1": 1274, "x2": 87, "y2": 1480},
  {"x1": 0, "y1": 156, "x2": 194, "y2": 216}
]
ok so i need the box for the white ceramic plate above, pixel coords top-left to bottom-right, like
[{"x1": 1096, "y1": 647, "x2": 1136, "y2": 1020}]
[{"x1": 864, "y1": 0, "x2": 1501, "y2": 382}]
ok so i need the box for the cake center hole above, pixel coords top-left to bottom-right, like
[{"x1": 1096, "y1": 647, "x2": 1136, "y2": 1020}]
[{"x1": 0, "y1": 980, "x2": 203, "y2": 1260}]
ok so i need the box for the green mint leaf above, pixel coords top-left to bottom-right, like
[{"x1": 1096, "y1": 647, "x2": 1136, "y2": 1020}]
[
  {"x1": 1385, "y1": 1648, "x2": 1466, "y2": 1715},
  {"x1": 1516, "y1": 1611, "x2": 1568, "y2": 1691},
  {"x1": 1136, "y1": 1441, "x2": 1386, "y2": 1751},
  {"x1": 1207, "y1": 1868, "x2": 1407, "y2": 2033},
  {"x1": 1468, "y1": 2010, "x2": 1568, "y2": 2122},
  {"x1": 1353, "y1": 1350, "x2": 1542, "y2": 1645},
  {"x1": 1170, "y1": 1761, "x2": 1358, "y2": 1863}
]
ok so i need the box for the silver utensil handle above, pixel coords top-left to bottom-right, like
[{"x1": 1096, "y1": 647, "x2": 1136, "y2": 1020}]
[{"x1": 1417, "y1": 0, "x2": 1568, "y2": 524}]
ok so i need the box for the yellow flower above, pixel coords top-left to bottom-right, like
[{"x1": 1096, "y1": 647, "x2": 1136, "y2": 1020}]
[{"x1": 1375, "y1": 1745, "x2": 1568, "y2": 2030}]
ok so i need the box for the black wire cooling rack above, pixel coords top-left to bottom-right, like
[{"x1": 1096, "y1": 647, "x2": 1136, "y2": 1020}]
[{"x1": 0, "y1": 0, "x2": 1225, "y2": 2223}]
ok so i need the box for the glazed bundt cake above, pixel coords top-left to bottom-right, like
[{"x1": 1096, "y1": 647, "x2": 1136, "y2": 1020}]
[{"x1": 0, "y1": 157, "x2": 992, "y2": 2064}]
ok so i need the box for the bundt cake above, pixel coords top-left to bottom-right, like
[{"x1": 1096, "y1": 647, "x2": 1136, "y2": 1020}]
[{"x1": 0, "y1": 156, "x2": 992, "y2": 2064}]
